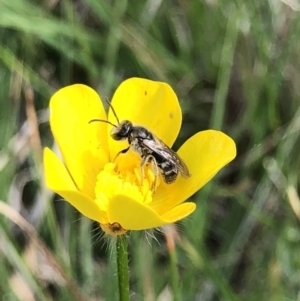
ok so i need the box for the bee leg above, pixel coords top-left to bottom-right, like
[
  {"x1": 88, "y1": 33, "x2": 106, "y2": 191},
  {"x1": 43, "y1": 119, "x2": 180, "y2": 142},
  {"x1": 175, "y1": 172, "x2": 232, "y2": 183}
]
[
  {"x1": 140, "y1": 155, "x2": 148, "y2": 186},
  {"x1": 140, "y1": 155, "x2": 158, "y2": 193},
  {"x1": 149, "y1": 156, "x2": 158, "y2": 193},
  {"x1": 113, "y1": 147, "x2": 130, "y2": 162}
]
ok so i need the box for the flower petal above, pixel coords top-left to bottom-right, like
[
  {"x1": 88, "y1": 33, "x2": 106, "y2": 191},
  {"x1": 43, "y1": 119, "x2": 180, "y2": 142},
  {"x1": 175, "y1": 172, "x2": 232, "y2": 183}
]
[
  {"x1": 108, "y1": 78, "x2": 182, "y2": 158},
  {"x1": 44, "y1": 148, "x2": 108, "y2": 224},
  {"x1": 107, "y1": 195, "x2": 175, "y2": 230},
  {"x1": 151, "y1": 130, "x2": 236, "y2": 214},
  {"x1": 160, "y1": 202, "x2": 196, "y2": 222},
  {"x1": 50, "y1": 84, "x2": 109, "y2": 198}
]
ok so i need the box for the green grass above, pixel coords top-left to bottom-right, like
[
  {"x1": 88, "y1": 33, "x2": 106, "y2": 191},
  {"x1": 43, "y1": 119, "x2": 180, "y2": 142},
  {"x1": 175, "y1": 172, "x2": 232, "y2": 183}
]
[{"x1": 1, "y1": 0, "x2": 300, "y2": 300}]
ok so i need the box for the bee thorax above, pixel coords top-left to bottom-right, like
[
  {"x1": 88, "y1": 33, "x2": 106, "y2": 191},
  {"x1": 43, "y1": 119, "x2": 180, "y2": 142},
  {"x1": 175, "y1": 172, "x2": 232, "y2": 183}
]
[{"x1": 131, "y1": 138, "x2": 152, "y2": 157}]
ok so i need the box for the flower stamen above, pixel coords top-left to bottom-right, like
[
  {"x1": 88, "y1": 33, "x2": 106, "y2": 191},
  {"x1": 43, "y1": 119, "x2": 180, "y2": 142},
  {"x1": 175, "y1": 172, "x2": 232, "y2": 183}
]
[{"x1": 95, "y1": 162, "x2": 154, "y2": 214}]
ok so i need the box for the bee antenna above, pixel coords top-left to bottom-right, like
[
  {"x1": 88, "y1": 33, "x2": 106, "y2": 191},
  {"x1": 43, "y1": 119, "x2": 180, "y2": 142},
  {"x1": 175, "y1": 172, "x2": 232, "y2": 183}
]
[
  {"x1": 89, "y1": 119, "x2": 118, "y2": 128},
  {"x1": 104, "y1": 97, "x2": 120, "y2": 124}
]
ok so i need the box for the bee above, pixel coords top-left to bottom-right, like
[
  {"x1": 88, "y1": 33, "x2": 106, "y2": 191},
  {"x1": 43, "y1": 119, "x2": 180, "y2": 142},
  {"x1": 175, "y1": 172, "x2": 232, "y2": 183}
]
[{"x1": 89, "y1": 100, "x2": 191, "y2": 191}]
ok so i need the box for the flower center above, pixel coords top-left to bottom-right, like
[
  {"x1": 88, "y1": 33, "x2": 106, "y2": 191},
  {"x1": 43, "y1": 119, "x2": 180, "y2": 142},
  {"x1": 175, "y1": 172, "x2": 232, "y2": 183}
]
[{"x1": 95, "y1": 160, "x2": 157, "y2": 235}]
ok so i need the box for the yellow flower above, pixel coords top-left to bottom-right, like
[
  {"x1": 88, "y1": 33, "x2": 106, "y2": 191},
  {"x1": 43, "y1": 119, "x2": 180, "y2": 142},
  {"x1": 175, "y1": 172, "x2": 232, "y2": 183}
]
[{"x1": 44, "y1": 78, "x2": 236, "y2": 235}]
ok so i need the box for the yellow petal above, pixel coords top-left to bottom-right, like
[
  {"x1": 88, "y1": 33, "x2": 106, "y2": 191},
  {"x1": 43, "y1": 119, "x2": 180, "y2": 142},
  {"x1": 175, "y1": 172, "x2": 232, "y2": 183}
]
[
  {"x1": 151, "y1": 130, "x2": 236, "y2": 214},
  {"x1": 44, "y1": 148, "x2": 108, "y2": 224},
  {"x1": 161, "y1": 202, "x2": 196, "y2": 222},
  {"x1": 107, "y1": 195, "x2": 173, "y2": 230},
  {"x1": 50, "y1": 84, "x2": 109, "y2": 198},
  {"x1": 44, "y1": 147, "x2": 77, "y2": 191},
  {"x1": 107, "y1": 78, "x2": 182, "y2": 158}
]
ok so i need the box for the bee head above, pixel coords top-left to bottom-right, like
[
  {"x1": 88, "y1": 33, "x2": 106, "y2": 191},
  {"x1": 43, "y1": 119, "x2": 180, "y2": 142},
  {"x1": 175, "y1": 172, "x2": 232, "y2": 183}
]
[
  {"x1": 111, "y1": 120, "x2": 133, "y2": 140},
  {"x1": 88, "y1": 100, "x2": 133, "y2": 140}
]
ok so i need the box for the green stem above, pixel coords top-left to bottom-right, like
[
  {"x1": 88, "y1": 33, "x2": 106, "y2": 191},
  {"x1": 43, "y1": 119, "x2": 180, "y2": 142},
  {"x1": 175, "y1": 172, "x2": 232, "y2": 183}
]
[
  {"x1": 169, "y1": 247, "x2": 181, "y2": 301},
  {"x1": 116, "y1": 235, "x2": 130, "y2": 301}
]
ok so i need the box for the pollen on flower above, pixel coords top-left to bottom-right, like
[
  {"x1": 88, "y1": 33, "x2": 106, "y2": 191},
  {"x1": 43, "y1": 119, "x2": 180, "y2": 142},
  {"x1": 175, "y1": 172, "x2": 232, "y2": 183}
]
[{"x1": 94, "y1": 162, "x2": 153, "y2": 213}]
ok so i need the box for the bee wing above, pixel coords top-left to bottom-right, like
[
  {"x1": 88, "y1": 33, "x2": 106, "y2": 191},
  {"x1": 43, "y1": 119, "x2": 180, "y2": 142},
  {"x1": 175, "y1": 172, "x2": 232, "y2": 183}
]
[{"x1": 142, "y1": 136, "x2": 191, "y2": 178}]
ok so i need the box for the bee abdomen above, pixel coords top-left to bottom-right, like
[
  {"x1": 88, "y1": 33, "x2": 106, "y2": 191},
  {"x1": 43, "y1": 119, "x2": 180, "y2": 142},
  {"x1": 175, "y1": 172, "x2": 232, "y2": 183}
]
[
  {"x1": 162, "y1": 172, "x2": 178, "y2": 184},
  {"x1": 159, "y1": 162, "x2": 178, "y2": 184}
]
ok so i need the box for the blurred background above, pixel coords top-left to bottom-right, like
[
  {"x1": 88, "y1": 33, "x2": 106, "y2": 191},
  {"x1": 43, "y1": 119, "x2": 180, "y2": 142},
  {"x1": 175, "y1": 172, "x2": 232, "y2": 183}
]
[{"x1": 1, "y1": 0, "x2": 300, "y2": 300}]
